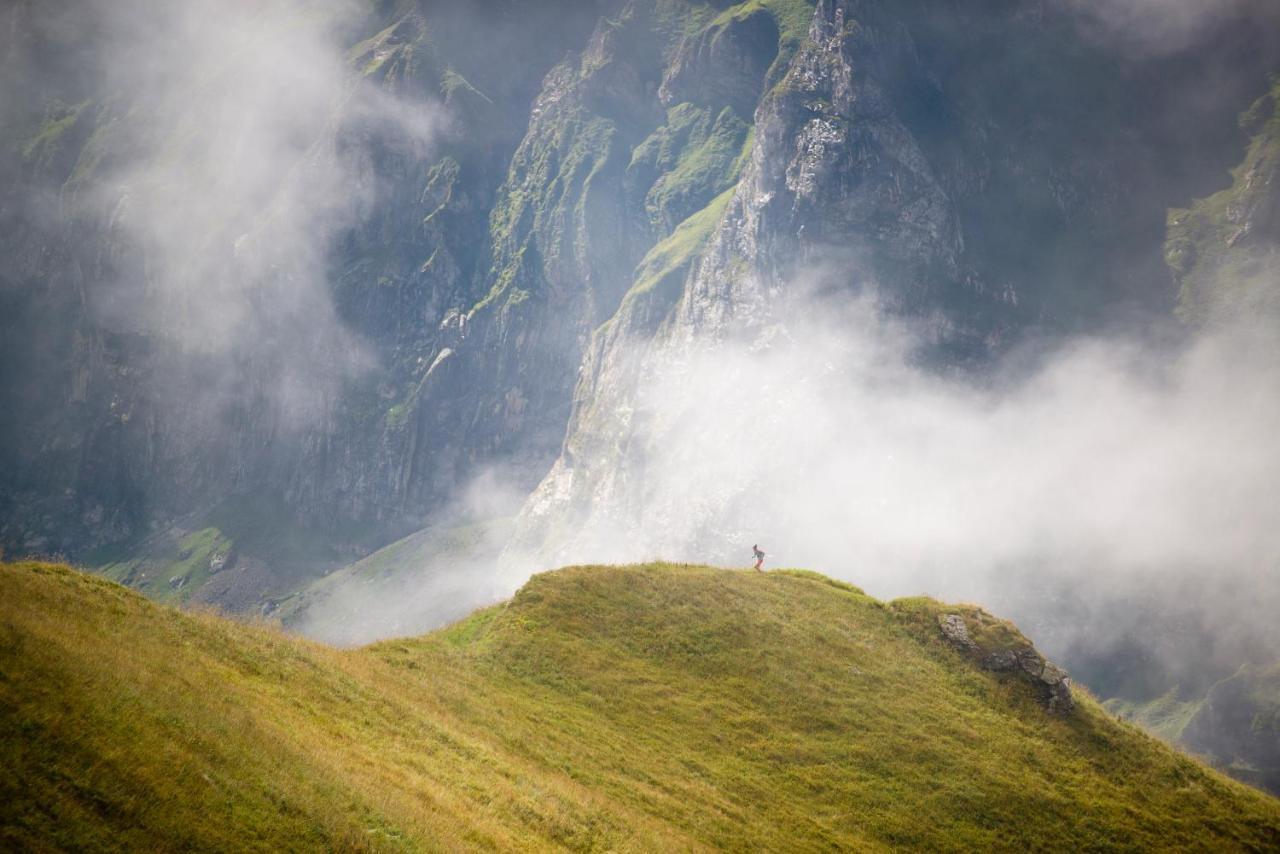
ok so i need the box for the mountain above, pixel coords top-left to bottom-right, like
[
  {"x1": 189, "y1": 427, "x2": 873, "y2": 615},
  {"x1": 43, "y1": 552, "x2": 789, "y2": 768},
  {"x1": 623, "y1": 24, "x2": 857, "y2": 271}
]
[
  {"x1": 3, "y1": 0, "x2": 1279, "y2": 608},
  {"x1": 4, "y1": 559, "x2": 1280, "y2": 851},
  {"x1": 4, "y1": 0, "x2": 1280, "y2": 819},
  {"x1": 1167, "y1": 74, "x2": 1280, "y2": 325},
  {"x1": 1106, "y1": 664, "x2": 1280, "y2": 796},
  {"x1": 509, "y1": 0, "x2": 1280, "y2": 563},
  {"x1": 0, "y1": 0, "x2": 609, "y2": 582}
]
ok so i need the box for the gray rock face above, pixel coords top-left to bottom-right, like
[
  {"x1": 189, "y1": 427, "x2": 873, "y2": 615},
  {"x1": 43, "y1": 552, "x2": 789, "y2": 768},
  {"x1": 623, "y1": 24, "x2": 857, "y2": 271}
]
[
  {"x1": 939, "y1": 612, "x2": 1075, "y2": 714},
  {"x1": 0, "y1": 1, "x2": 613, "y2": 573},
  {"x1": 3, "y1": 0, "x2": 1278, "y2": 611},
  {"x1": 938, "y1": 613, "x2": 977, "y2": 653},
  {"x1": 510, "y1": 1, "x2": 1090, "y2": 563},
  {"x1": 510, "y1": 0, "x2": 1280, "y2": 570}
]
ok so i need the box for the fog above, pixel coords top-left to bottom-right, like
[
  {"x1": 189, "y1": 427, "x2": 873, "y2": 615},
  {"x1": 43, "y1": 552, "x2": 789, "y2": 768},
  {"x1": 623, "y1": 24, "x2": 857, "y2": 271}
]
[
  {"x1": 50, "y1": 0, "x2": 443, "y2": 424},
  {"x1": 287, "y1": 466, "x2": 528, "y2": 645},
  {"x1": 514, "y1": 285, "x2": 1280, "y2": 678},
  {"x1": 300, "y1": 275, "x2": 1280, "y2": 679},
  {"x1": 6, "y1": 0, "x2": 1277, "y2": 691},
  {"x1": 539, "y1": 294, "x2": 1270, "y2": 568},
  {"x1": 1064, "y1": 0, "x2": 1279, "y2": 54}
]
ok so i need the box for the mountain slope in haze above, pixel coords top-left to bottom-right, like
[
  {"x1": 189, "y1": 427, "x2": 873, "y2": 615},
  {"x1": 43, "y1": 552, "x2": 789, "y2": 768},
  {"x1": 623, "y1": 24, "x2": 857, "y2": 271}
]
[
  {"x1": 509, "y1": 0, "x2": 1280, "y2": 566},
  {"x1": 5, "y1": 0, "x2": 1279, "y2": 612},
  {"x1": 277, "y1": 514, "x2": 515, "y2": 644},
  {"x1": 1168, "y1": 75, "x2": 1280, "y2": 325},
  {"x1": 1182, "y1": 664, "x2": 1280, "y2": 794},
  {"x1": 1107, "y1": 664, "x2": 1280, "y2": 797},
  {"x1": 4, "y1": 561, "x2": 1279, "y2": 851}
]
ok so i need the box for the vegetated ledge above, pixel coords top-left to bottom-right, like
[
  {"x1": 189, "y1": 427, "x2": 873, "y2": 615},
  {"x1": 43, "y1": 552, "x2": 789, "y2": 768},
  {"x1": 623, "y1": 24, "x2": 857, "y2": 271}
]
[
  {"x1": 3, "y1": 559, "x2": 1279, "y2": 852},
  {"x1": 896, "y1": 598, "x2": 1075, "y2": 714}
]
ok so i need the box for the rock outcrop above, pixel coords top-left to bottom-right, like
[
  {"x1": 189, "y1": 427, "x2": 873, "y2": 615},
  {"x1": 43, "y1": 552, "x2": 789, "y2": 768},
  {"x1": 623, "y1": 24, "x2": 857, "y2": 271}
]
[{"x1": 937, "y1": 610, "x2": 1075, "y2": 714}]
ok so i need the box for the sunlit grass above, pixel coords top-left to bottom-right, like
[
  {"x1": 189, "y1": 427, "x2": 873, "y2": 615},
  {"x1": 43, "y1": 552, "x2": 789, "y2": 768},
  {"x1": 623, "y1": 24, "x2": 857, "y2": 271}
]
[{"x1": 3, "y1": 560, "x2": 1278, "y2": 851}]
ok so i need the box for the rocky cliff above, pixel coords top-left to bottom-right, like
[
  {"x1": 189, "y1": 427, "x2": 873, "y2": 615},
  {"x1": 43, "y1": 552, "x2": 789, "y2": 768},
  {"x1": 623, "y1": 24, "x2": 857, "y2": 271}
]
[
  {"x1": 1167, "y1": 75, "x2": 1280, "y2": 325},
  {"x1": 2, "y1": 0, "x2": 1278, "y2": 609},
  {"x1": 510, "y1": 0, "x2": 1280, "y2": 566},
  {"x1": 0, "y1": 0, "x2": 610, "y2": 599}
]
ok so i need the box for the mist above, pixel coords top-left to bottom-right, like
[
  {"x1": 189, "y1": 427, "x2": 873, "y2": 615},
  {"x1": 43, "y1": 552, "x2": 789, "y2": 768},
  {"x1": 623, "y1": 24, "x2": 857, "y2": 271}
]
[
  {"x1": 1063, "y1": 0, "x2": 1280, "y2": 55},
  {"x1": 37, "y1": 0, "x2": 444, "y2": 425},
  {"x1": 508, "y1": 282, "x2": 1280, "y2": 676},
  {"x1": 297, "y1": 269, "x2": 1280, "y2": 679},
  {"x1": 6, "y1": 0, "x2": 1275, "y2": 690},
  {"x1": 286, "y1": 467, "x2": 528, "y2": 646}
]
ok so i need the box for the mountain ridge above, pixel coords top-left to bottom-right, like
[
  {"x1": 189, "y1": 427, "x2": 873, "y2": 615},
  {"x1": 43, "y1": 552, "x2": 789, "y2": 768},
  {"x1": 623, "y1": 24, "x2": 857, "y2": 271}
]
[
  {"x1": 4, "y1": 559, "x2": 1279, "y2": 851},
  {"x1": 4, "y1": 0, "x2": 1279, "y2": 599}
]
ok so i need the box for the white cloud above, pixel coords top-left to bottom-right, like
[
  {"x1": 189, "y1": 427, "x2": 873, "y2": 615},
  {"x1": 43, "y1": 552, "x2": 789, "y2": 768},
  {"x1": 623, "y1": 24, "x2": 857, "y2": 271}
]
[
  {"x1": 512, "y1": 280, "x2": 1280, "y2": 661},
  {"x1": 77, "y1": 0, "x2": 445, "y2": 425}
]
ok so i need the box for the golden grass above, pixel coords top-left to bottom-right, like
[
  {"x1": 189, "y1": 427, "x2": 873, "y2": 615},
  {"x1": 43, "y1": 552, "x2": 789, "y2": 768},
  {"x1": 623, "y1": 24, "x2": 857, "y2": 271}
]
[{"x1": 3, "y1": 560, "x2": 1278, "y2": 851}]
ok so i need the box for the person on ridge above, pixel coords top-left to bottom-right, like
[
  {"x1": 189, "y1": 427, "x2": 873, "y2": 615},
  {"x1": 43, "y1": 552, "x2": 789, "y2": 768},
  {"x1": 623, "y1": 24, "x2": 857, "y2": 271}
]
[{"x1": 752, "y1": 544, "x2": 765, "y2": 572}]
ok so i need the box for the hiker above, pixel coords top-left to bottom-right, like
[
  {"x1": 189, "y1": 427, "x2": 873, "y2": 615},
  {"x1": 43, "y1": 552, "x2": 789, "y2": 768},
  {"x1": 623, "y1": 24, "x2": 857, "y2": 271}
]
[{"x1": 752, "y1": 544, "x2": 765, "y2": 572}]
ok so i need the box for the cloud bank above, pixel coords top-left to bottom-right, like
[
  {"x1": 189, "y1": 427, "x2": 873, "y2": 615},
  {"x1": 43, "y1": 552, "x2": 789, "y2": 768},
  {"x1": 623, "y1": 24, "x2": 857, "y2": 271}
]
[
  {"x1": 71, "y1": 0, "x2": 443, "y2": 424},
  {"x1": 306, "y1": 271, "x2": 1280, "y2": 691},
  {"x1": 465, "y1": 271, "x2": 1277, "y2": 687}
]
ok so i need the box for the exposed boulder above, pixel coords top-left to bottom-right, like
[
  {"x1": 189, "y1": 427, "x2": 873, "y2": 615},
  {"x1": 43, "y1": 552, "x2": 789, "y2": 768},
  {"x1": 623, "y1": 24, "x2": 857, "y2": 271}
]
[
  {"x1": 208, "y1": 549, "x2": 236, "y2": 574},
  {"x1": 938, "y1": 612, "x2": 977, "y2": 652},
  {"x1": 938, "y1": 611, "x2": 1075, "y2": 714}
]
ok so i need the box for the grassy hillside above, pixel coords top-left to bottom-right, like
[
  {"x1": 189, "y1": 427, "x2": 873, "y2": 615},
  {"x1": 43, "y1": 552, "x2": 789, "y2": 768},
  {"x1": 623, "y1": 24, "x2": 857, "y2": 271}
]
[
  {"x1": 1104, "y1": 690, "x2": 1204, "y2": 744},
  {"x1": 278, "y1": 516, "x2": 514, "y2": 645},
  {"x1": 3, "y1": 561, "x2": 1278, "y2": 851},
  {"x1": 87, "y1": 494, "x2": 353, "y2": 612}
]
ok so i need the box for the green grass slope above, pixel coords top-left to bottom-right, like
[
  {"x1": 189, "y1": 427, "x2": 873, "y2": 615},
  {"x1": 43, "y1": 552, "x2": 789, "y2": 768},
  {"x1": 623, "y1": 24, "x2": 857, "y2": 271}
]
[
  {"x1": 88, "y1": 495, "x2": 352, "y2": 611},
  {"x1": 3, "y1": 561, "x2": 1278, "y2": 851},
  {"x1": 1104, "y1": 690, "x2": 1204, "y2": 745},
  {"x1": 277, "y1": 516, "x2": 513, "y2": 644}
]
